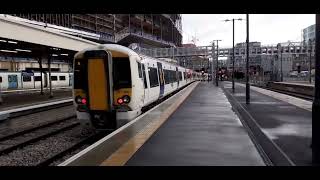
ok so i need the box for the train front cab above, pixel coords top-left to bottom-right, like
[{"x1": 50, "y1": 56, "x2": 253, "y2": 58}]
[{"x1": 74, "y1": 49, "x2": 129, "y2": 130}]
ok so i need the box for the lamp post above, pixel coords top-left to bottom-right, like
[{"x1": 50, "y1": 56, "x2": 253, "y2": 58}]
[
  {"x1": 212, "y1": 40, "x2": 222, "y2": 86},
  {"x1": 277, "y1": 43, "x2": 283, "y2": 82},
  {"x1": 224, "y1": 18, "x2": 243, "y2": 93},
  {"x1": 246, "y1": 14, "x2": 250, "y2": 104},
  {"x1": 309, "y1": 39, "x2": 312, "y2": 84},
  {"x1": 211, "y1": 42, "x2": 215, "y2": 84}
]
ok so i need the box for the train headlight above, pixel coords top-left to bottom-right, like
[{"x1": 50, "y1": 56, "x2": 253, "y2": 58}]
[
  {"x1": 75, "y1": 96, "x2": 82, "y2": 104},
  {"x1": 122, "y1": 95, "x2": 131, "y2": 103},
  {"x1": 75, "y1": 96, "x2": 87, "y2": 105}
]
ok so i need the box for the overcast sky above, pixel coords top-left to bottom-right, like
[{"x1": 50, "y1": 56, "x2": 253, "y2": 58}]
[{"x1": 181, "y1": 14, "x2": 315, "y2": 48}]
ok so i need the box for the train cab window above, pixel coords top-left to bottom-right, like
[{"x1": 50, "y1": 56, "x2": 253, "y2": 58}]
[
  {"x1": 23, "y1": 76, "x2": 32, "y2": 82},
  {"x1": 51, "y1": 76, "x2": 58, "y2": 81},
  {"x1": 137, "y1": 62, "x2": 142, "y2": 78},
  {"x1": 59, "y1": 76, "x2": 66, "y2": 81},
  {"x1": 113, "y1": 57, "x2": 132, "y2": 90},
  {"x1": 34, "y1": 76, "x2": 42, "y2": 81},
  {"x1": 148, "y1": 67, "x2": 159, "y2": 88},
  {"x1": 142, "y1": 64, "x2": 147, "y2": 89},
  {"x1": 74, "y1": 58, "x2": 88, "y2": 89}
]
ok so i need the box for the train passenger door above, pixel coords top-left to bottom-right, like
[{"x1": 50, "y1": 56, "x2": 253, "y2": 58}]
[
  {"x1": 43, "y1": 72, "x2": 48, "y2": 88},
  {"x1": 142, "y1": 63, "x2": 149, "y2": 104},
  {"x1": 69, "y1": 73, "x2": 73, "y2": 86},
  {"x1": 157, "y1": 62, "x2": 164, "y2": 98},
  {"x1": 176, "y1": 67, "x2": 179, "y2": 89},
  {"x1": 8, "y1": 75, "x2": 18, "y2": 89}
]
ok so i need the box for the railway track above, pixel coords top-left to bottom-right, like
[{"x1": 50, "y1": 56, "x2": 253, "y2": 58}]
[
  {"x1": 37, "y1": 131, "x2": 108, "y2": 166},
  {"x1": 234, "y1": 82, "x2": 313, "y2": 101},
  {"x1": 0, "y1": 116, "x2": 79, "y2": 156},
  {"x1": 263, "y1": 87, "x2": 313, "y2": 101},
  {"x1": 0, "y1": 102, "x2": 110, "y2": 166}
]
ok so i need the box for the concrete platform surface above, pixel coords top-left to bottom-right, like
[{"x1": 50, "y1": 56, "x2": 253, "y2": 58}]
[
  {"x1": 126, "y1": 82, "x2": 265, "y2": 166},
  {"x1": 223, "y1": 81, "x2": 312, "y2": 166}
]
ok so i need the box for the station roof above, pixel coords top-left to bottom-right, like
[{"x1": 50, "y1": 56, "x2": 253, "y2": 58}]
[{"x1": 0, "y1": 15, "x2": 100, "y2": 52}]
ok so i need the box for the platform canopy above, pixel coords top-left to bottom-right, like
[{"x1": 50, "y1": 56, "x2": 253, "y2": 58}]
[{"x1": 0, "y1": 15, "x2": 100, "y2": 52}]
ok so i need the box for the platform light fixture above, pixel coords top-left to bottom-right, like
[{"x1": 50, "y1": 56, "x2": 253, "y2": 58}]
[
  {"x1": 15, "y1": 49, "x2": 32, "y2": 52},
  {"x1": 8, "y1": 41, "x2": 17, "y2": 44},
  {"x1": 60, "y1": 54, "x2": 68, "y2": 56},
  {"x1": 0, "y1": 49, "x2": 18, "y2": 53},
  {"x1": 0, "y1": 39, "x2": 7, "y2": 43},
  {"x1": 52, "y1": 54, "x2": 58, "y2": 57}
]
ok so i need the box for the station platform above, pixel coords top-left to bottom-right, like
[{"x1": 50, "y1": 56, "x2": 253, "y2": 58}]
[
  {"x1": 100, "y1": 82, "x2": 265, "y2": 166},
  {"x1": 222, "y1": 81, "x2": 312, "y2": 166},
  {"x1": 0, "y1": 88, "x2": 72, "y2": 111}
]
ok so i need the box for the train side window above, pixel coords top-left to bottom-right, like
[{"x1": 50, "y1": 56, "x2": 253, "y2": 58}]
[
  {"x1": 0, "y1": 76, "x2": 2, "y2": 83},
  {"x1": 179, "y1": 72, "x2": 183, "y2": 81},
  {"x1": 23, "y1": 76, "x2": 32, "y2": 82},
  {"x1": 51, "y1": 76, "x2": 58, "y2": 81},
  {"x1": 59, "y1": 76, "x2": 66, "y2": 81},
  {"x1": 142, "y1": 64, "x2": 147, "y2": 89},
  {"x1": 148, "y1": 67, "x2": 159, "y2": 88},
  {"x1": 169, "y1": 70, "x2": 176, "y2": 83},
  {"x1": 34, "y1": 76, "x2": 42, "y2": 81},
  {"x1": 163, "y1": 69, "x2": 170, "y2": 84},
  {"x1": 137, "y1": 62, "x2": 142, "y2": 78}
]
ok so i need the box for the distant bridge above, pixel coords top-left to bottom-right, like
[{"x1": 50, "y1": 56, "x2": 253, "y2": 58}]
[{"x1": 135, "y1": 44, "x2": 315, "y2": 58}]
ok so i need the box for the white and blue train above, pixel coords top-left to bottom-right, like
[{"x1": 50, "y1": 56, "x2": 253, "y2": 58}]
[{"x1": 0, "y1": 71, "x2": 72, "y2": 91}]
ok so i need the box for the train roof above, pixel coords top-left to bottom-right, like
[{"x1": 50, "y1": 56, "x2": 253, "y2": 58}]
[
  {"x1": 75, "y1": 44, "x2": 139, "y2": 58},
  {"x1": 74, "y1": 44, "x2": 200, "y2": 73}
]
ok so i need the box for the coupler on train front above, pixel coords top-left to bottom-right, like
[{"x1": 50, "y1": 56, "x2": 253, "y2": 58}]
[{"x1": 89, "y1": 110, "x2": 117, "y2": 130}]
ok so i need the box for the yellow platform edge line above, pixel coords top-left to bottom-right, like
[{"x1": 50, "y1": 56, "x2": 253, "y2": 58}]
[{"x1": 100, "y1": 82, "x2": 199, "y2": 166}]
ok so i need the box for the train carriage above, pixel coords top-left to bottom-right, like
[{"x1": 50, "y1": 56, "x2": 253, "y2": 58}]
[{"x1": 72, "y1": 44, "x2": 203, "y2": 130}]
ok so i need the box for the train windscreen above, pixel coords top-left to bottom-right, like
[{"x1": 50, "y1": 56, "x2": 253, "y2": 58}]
[{"x1": 113, "y1": 57, "x2": 132, "y2": 90}]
